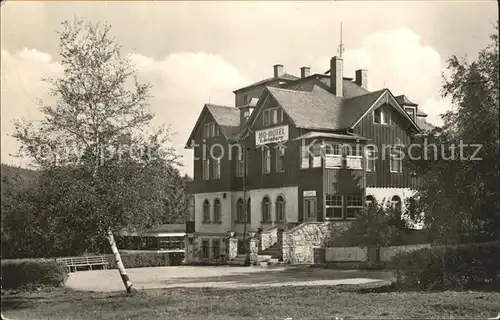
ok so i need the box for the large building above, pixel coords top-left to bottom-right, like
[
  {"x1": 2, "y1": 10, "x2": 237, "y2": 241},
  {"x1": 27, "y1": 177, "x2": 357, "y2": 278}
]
[{"x1": 185, "y1": 56, "x2": 435, "y2": 263}]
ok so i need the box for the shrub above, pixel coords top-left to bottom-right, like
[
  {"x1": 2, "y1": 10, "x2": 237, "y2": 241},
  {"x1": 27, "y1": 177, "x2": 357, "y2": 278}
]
[
  {"x1": 389, "y1": 241, "x2": 500, "y2": 290},
  {"x1": 1, "y1": 258, "x2": 68, "y2": 290},
  {"x1": 106, "y1": 252, "x2": 184, "y2": 269}
]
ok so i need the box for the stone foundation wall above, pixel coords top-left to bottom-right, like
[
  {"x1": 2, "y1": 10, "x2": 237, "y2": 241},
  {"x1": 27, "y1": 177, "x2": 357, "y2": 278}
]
[
  {"x1": 281, "y1": 222, "x2": 350, "y2": 264},
  {"x1": 261, "y1": 228, "x2": 278, "y2": 251}
]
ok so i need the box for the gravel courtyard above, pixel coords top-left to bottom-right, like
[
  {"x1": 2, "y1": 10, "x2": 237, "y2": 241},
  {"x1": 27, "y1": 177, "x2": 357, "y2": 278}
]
[{"x1": 65, "y1": 266, "x2": 394, "y2": 292}]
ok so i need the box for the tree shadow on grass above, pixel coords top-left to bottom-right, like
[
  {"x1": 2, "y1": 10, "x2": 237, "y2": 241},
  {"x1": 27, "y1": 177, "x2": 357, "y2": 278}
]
[{"x1": 154, "y1": 268, "x2": 394, "y2": 288}]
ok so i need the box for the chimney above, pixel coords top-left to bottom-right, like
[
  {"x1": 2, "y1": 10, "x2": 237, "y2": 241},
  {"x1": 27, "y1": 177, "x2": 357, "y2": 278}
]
[
  {"x1": 300, "y1": 66, "x2": 310, "y2": 79},
  {"x1": 330, "y1": 56, "x2": 343, "y2": 97},
  {"x1": 273, "y1": 64, "x2": 284, "y2": 78},
  {"x1": 355, "y1": 69, "x2": 368, "y2": 89}
]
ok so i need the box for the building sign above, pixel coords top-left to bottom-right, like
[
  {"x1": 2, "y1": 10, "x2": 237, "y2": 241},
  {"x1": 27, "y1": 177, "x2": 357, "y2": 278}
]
[
  {"x1": 303, "y1": 190, "x2": 316, "y2": 197},
  {"x1": 255, "y1": 125, "x2": 289, "y2": 146}
]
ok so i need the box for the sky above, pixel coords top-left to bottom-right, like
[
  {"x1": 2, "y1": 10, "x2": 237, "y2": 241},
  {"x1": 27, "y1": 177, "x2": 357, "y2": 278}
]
[{"x1": 1, "y1": 1, "x2": 498, "y2": 176}]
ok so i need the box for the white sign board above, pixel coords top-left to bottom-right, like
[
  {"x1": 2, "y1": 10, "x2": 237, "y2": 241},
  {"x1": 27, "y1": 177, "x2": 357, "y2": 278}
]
[
  {"x1": 255, "y1": 125, "x2": 289, "y2": 146},
  {"x1": 303, "y1": 190, "x2": 316, "y2": 197}
]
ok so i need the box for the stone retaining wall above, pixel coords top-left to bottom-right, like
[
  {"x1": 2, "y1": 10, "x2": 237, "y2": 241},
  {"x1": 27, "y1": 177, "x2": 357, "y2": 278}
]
[{"x1": 280, "y1": 222, "x2": 350, "y2": 264}]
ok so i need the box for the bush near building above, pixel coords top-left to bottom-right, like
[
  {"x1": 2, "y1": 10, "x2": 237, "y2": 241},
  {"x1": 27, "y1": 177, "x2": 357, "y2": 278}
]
[
  {"x1": 1, "y1": 259, "x2": 68, "y2": 290},
  {"x1": 105, "y1": 252, "x2": 184, "y2": 269},
  {"x1": 390, "y1": 241, "x2": 500, "y2": 290}
]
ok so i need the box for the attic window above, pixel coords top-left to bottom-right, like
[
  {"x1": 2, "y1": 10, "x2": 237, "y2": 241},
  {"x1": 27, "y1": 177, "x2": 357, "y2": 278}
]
[
  {"x1": 373, "y1": 107, "x2": 390, "y2": 125},
  {"x1": 404, "y1": 107, "x2": 416, "y2": 121},
  {"x1": 243, "y1": 95, "x2": 251, "y2": 104},
  {"x1": 203, "y1": 123, "x2": 219, "y2": 138},
  {"x1": 263, "y1": 108, "x2": 283, "y2": 126},
  {"x1": 243, "y1": 110, "x2": 250, "y2": 122}
]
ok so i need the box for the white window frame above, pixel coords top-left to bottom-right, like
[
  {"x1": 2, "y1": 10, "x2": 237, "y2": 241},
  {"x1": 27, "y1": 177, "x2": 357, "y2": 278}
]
[
  {"x1": 203, "y1": 158, "x2": 210, "y2": 180},
  {"x1": 236, "y1": 198, "x2": 244, "y2": 222},
  {"x1": 365, "y1": 146, "x2": 376, "y2": 172},
  {"x1": 344, "y1": 144, "x2": 363, "y2": 170},
  {"x1": 324, "y1": 143, "x2": 342, "y2": 168},
  {"x1": 312, "y1": 144, "x2": 322, "y2": 168},
  {"x1": 275, "y1": 195, "x2": 286, "y2": 222},
  {"x1": 390, "y1": 146, "x2": 403, "y2": 173},
  {"x1": 213, "y1": 158, "x2": 221, "y2": 179},
  {"x1": 325, "y1": 195, "x2": 343, "y2": 220},
  {"x1": 404, "y1": 106, "x2": 416, "y2": 121},
  {"x1": 276, "y1": 146, "x2": 285, "y2": 172},
  {"x1": 262, "y1": 147, "x2": 271, "y2": 174},
  {"x1": 373, "y1": 107, "x2": 391, "y2": 125},
  {"x1": 202, "y1": 239, "x2": 210, "y2": 258},
  {"x1": 263, "y1": 109, "x2": 270, "y2": 126},
  {"x1": 300, "y1": 145, "x2": 310, "y2": 169},
  {"x1": 391, "y1": 195, "x2": 402, "y2": 211},
  {"x1": 211, "y1": 239, "x2": 221, "y2": 258},
  {"x1": 236, "y1": 152, "x2": 244, "y2": 177},
  {"x1": 365, "y1": 195, "x2": 375, "y2": 207},
  {"x1": 262, "y1": 197, "x2": 272, "y2": 223},
  {"x1": 243, "y1": 110, "x2": 250, "y2": 122},
  {"x1": 213, "y1": 198, "x2": 221, "y2": 222},
  {"x1": 202, "y1": 200, "x2": 211, "y2": 222},
  {"x1": 346, "y1": 195, "x2": 363, "y2": 219}
]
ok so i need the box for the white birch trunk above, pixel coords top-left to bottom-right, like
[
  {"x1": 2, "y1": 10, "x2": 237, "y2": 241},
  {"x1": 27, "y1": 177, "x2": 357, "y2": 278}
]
[{"x1": 106, "y1": 229, "x2": 133, "y2": 293}]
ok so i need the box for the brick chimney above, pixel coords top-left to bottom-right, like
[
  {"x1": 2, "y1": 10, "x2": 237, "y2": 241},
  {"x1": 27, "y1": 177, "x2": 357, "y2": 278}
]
[
  {"x1": 330, "y1": 56, "x2": 343, "y2": 97},
  {"x1": 273, "y1": 64, "x2": 284, "y2": 78},
  {"x1": 355, "y1": 69, "x2": 368, "y2": 89},
  {"x1": 300, "y1": 66, "x2": 310, "y2": 79}
]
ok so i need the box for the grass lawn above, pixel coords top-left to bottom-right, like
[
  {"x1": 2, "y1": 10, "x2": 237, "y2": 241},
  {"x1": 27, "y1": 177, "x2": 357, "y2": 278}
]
[{"x1": 2, "y1": 284, "x2": 499, "y2": 319}]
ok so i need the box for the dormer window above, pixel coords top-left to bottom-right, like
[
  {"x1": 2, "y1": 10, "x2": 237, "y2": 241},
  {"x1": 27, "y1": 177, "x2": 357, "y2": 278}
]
[
  {"x1": 373, "y1": 107, "x2": 391, "y2": 125},
  {"x1": 263, "y1": 107, "x2": 283, "y2": 127},
  {"x1": 243, "y1": 95, "x2": 251, "y2": 104},
  {"x1": 203, "y1": 122, "x2": 219, "y2": 138},
  {"x1": 404, "y1": 107, "x2": 416, "y2": 121}
]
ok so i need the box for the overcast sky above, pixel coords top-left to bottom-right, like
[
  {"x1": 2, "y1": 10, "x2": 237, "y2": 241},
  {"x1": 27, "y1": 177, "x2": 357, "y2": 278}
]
[{"x1": 1, "y1": 1, "x2": 498, "y2": 176}]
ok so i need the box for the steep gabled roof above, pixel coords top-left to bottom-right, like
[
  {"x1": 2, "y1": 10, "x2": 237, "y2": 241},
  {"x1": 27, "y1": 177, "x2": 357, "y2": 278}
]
[
  {"x1": 184, "y1": 104, "x2": 240, "y2": 148},
  {"x1": 341, "y1": 89, "x2": 386, "y2": 127},
  {"x1": 318, "y1": 76, "x2": 370, "y2": 98},
  {"x1": 267, "y1": 85, "x2": 344, "y2": 131},
  {"x1": 267, "y1": 85, "x2": 420, "y2": 132},
  {"x1": 206, "y1": 104, "x2": 240, "y2": 128},
  {"x1": 395, "y1": 94, "x2": 418, "y2": 107},
  {"x1": 233, "y1": 73, "x2": 299, "y2": 93}
]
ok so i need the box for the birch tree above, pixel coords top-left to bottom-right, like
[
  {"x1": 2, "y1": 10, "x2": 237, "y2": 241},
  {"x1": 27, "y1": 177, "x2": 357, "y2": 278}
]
[{"x1": 12, "y1": 18, "x2": 179, "y2": 293}]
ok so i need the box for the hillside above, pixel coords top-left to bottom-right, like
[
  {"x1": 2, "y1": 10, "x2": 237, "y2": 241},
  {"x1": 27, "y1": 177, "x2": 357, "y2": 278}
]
[{"x1": 1, "y1": 164, "x2": 39, "y2": 195}]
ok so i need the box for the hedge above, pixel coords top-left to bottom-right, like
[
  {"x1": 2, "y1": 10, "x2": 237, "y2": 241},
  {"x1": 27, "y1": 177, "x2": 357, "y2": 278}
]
[
  {"x1": 389, "y1": 241, "x2": 500, "y2": 290},
  {"x1": 1, "y1": 258, "x2": 68, "y2": 290},
  {"x1": 106, "y1": 251, "x2": 184, "y2": 269}
]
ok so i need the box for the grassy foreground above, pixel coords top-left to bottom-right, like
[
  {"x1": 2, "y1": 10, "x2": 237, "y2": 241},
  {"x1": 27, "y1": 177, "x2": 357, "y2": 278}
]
[{"x1": 2, "y1": 285, "x2": 499, "y2": 319}]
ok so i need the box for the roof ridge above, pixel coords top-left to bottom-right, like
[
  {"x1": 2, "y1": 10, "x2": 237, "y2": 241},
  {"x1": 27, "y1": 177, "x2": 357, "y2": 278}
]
[
  {"x1": 266, "y1": 86, "x2": 313, "y2": 94},
  {"x1": 206, "y1": 103, "x2": 235, "y2": 109},
  {"x1": 344, "y1": 88, "x2": 385, "y2": 100}
]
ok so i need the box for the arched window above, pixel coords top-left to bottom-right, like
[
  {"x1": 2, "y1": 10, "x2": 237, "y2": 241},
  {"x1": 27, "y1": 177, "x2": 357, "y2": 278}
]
[
  {"x1": 391, "y1": 196, "x2": 402, "y2": 211},
  {"x1": 213, "y1": 199, "x2": 221, "y2": 222},
  {"x1": 246, "y1": 198, "x2": 251, "y2": 223},
  {"x1": 366, "y1": 195, "x2": 375, "y2": 207},
  {"x1": 262, "y1": 196, "x2": 271, "y2": 223},
  {"x1": 203, "y1": 200, "x2": 210, "y2": 222},
  {"x1": 236, "y1": 198, "x2": 244, "y2": 222},
  {"x1": 276, "y1": 195, "x2": 286, "y2": 222}
]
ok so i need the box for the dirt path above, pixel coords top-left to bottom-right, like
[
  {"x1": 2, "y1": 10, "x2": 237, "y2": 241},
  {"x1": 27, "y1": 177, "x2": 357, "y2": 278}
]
[{"x1": 65, "y1": 266, "x2": 393, "y2": 292}]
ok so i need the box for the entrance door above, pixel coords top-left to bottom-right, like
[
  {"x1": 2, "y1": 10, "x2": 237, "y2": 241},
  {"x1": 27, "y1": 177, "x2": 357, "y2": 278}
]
[{"x1": 304, "y1": 197, "x2": 317, "y2": 222}]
